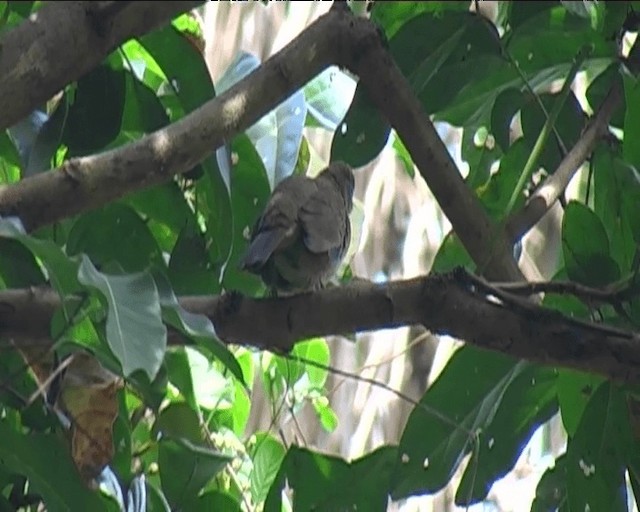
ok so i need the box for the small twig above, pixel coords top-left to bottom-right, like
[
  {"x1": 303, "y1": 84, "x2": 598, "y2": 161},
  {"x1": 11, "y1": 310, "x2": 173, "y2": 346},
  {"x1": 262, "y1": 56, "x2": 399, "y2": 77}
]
[
  {"x1": 491, "y1": 277, "x2": 640, "y2": 307},
  {"x1": 505, "y1": 45, "x2": 592, "y2": 216},
  {"x1": 458, "y1": 269, "x2": 638, "y2": 340}
]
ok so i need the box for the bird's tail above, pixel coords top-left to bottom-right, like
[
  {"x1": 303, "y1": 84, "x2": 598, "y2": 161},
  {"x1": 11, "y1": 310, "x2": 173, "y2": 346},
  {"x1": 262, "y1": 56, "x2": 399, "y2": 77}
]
[{"x1": 239, "y1": 230, "x2": 285, "y2": 272}]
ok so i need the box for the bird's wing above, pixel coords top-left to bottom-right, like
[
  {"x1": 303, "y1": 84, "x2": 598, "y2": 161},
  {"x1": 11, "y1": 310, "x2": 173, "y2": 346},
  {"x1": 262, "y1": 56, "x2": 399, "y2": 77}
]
[
  {"x1": 239, "y1": 176, "x2": 313, "y2": 270},
  {"x1": 299, "y1": 180, "x2": 347, "y2": 254}
]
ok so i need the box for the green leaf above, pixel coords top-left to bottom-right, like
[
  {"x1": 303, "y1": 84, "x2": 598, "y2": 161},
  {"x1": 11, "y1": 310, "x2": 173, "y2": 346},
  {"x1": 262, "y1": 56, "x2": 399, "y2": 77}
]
[
  {"x1": 156, "y1": 404, "x2": 232, "y2": 509},
  {"x1": 371, "y1": 1, "x2": 471, "y2": 38},
  {"x1": 0, "y1": 131, "x2": 22, "y2": 183},
  {"x1": 586, "y1": 63, "x2": 624, "y2": 129},
  {"x1": 330, "y1": 83, "x2": 391, "y2": 168},
  {"x1": 431, "y1": 230, "x2": 474, "y2": 273},
  {"x1": 77, "y1": 256, "x2": 166, "y2": 379},
  {"x1": 561, "y1": 200, "x2": 620, "y2": 286},
  {"x1": 154, "y1": 272, "x2": 245, "y2": 385},
  {"x1": 491, "y1": 88, "x2": 525, "y2": 152},
  {"x1": 391, "y1": 348, "x2": 526, "y2": 498},
  {"x1": 265, "y1": 446, "x2": 396, "y2": 512},
  {"x1": 165, "y1": 348, "x2": 198, "y2": 410},
  {"x1": 250, "y1": 433, "x2": 286, "y2": 505},
  {"x1": 557, "y1": 368, "x2": 604, "y2": 436},
  {"x1": 456, "y1": 364, "x2": 558, "y2": 504},
  {"x1": 531, "y1": 454, "x2": 568, "y2": 512},
  {"x1": 479, "y1": 138, "x2": 530, "y2": 219},
  {"x1": 67, "y1": 203, "x2": 165, "y2": 273},
  {"x1": 566, "y1": 383, "x2": 630, "y2": 512},
  {"x1": 591, "y1": 146, "x2": 638, "y2": 276},
  {"x1": 520, "y1": 91, "x2": 586, "y2": 173},
  {"x1": 63, "y1": 63, "x2": 126, "y2": 155},
  {"x1": 624, "y1": 73, "x2": 640, "y2": 172},
  {"x1": 0, "y1": 422, "x2": 107, "y2": 510}
]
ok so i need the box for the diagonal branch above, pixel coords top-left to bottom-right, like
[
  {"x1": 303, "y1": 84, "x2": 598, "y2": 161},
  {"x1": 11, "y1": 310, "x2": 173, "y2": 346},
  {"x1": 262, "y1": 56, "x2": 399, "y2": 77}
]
[
  {"x1": 505, "y1": 82, "x2": 623, "y2": 243},
  {"x1": 0, "y1": 1, "x2": 203, "y2": 131},
  {"x1": 0, "y1": 4, "x2": 520, "y2": 282},
  {"x1": 2, "y1": 274, "x2": 640, "y2": 385}
]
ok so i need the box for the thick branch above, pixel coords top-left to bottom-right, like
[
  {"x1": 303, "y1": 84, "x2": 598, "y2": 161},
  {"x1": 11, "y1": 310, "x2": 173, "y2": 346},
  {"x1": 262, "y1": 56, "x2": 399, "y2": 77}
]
[
  {"x1": 0, "y1": 5, "x2": 520, "y2": 282},
  {"x1": 2, "y1": 274, "x2": 639, "y2": 385},
  {"x1": 0, "y1": 1, "x2": 202, "y2": 131}
]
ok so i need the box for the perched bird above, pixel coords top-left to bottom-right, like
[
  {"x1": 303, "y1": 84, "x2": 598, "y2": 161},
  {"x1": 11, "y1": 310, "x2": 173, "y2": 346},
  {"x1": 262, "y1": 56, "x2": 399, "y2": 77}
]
[{"x1": 239, "y1": 161, "x2": 355, "y2": 295}]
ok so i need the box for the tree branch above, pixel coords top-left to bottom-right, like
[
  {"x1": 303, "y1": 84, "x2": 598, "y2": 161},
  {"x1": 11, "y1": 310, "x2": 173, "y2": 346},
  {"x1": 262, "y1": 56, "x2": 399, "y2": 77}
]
[
  {"x1": 505, "y1": 82, "x2": 622, "y2": 243},
  {"x1": 0, "y1": 5, "x2": 520, "y2": 282},
  {"x1": 2, "y1": 273, "x2": 640, "y2": 385},
  {"x1": 0, "y1": 1, "x2": 203, "y2": 131}
]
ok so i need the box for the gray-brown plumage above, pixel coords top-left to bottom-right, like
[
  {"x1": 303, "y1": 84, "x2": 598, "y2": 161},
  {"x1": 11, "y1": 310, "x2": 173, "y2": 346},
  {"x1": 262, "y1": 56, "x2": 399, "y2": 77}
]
[{"x1": 239, "y1": 161, "x2": 355, "y2": 295}]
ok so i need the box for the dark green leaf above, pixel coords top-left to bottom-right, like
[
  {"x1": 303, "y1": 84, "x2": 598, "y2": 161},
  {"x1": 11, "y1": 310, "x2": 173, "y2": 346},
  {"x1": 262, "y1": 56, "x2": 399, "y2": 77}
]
[
  {"x1": 265, "y1": 446, "x2": 396, "y2": 512},
  {"x1": 456, "y1": 364, "x2": 558, "y2": 504},
  {"x1": 586, "y1": 63, "x2": 624, "y2": 129},
  {"x1": 63, "y1": 63, "x2": 126, "y2": 155},
  {"x1": 431, "y1": 230, "x2": 474, "y2": 273},
  {"x1": 67, "y1": 203, "x2": 165, "y2": 273},
  {"x1": 371, "y1": 1, "x2": 471, "y2": 38},
  {"x1": 0, "y1": 423, "x2": 107, "y2": 510},
  {"x1": 392, "y1": 348, "x2": 524, "y2": 498},
  {"x1": 561, "y1": 200, "x2": 620, "y2": 286},
  {"x1": 531, "y1": 454, "x2": 568, "y2": 512},
  {"x1": 491, "y1": 88, "x2": 525, "y2": 152},
  {"x1": 566, "y1": 383, "x2": 630, "y2": 512}
]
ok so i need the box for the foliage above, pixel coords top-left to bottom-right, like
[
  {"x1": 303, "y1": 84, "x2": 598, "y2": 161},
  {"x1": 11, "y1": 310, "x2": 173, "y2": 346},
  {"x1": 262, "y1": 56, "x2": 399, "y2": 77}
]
[{"x1": 1, "y1": 1, "x2": 640, "y2": 511}]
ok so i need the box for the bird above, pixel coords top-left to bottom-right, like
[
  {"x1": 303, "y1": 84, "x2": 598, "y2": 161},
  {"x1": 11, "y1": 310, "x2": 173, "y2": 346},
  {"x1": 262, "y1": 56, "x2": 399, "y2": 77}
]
[{"x1": 239, "y1": 161, "x2": 355, "y2": 296}]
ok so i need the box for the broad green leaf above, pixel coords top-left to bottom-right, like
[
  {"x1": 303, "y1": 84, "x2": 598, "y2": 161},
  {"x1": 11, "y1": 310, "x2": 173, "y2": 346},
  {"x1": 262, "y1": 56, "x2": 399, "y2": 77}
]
[
  {"x1": 63, "y1": 63, "x2": 126, "y2": 155},
  {"x1": 557, "y1": 368, "x2": 604, "y2": 436},
  {"x1": 479, "y1": 138, "x2": 530, "y2": 219},
  {"x1": 194, "y1": 492, "x2": 241, "y2": 511},
  {"x1": 566, "y1": 383, "x2": 630, "y2": 512},
  {"x1": 531, "y1": 454, "x2": 568, "y2": 512},
  {"x1": 158, "y1": 437, "x2": 231, "y2": 509},
  {"x1": 456, "y1": 364, "x2": 558, "y2": 504},
  {"x1": 561, "y1": 200, "x2": 620, "y2": 286},
  {"x1": 0, "y1": 131, "x2": 21, "y2": 183},
  {"x1": 371, "y1": 1, "x2": 471, "y2": 38},
  {"x1": 77, "y1": 256, "x2": 166, "y2": 379},
  {"x1": 165, "y1": 348, "x2": 198, "y2": 410},
  {"x1": 391, "y1": 348, "x2": 525, "y2": 498},
  {"x1": 154, "y1": 272, "x2": 245, "y2": 385},
  {"x1": 431, "y1": 230, "x2": 474, "y2": 273},
  {"x1": 67, "y1": 203, "x2": 165, "y2": 273},
  {"x1": 624, "y1": 73, "x2": 640, "y2": 172},
  {"x1": 0, "y1": 422, "x2": 108, "y2": 510},
  {"x1": 520, "y1": 91, "x2": 586, "y2": 173},
  {"x1": 591, "y1": 146, "x2": 638, "y2": 275},
  {"x1": 168, "y1": 220, "x2": 219, "y2": 295},
  {"x1": 0, "y1": 217, "x2": 80, "y2": 295},
  {"x1": 265, "y1": 446, "x2": 396, "y2": 512},
  {"x1": 156, "y1": 404, "x2": 232, "y2": 509},
  {"x1": 330, "y1": 83, "x2": 391, "y2": 167},
  {"x1": 250, "y1": 433, "x2": 286, "y2": 504},
  {"x1": 586, "y1": 63, "x2": 624, "y2": 129}
]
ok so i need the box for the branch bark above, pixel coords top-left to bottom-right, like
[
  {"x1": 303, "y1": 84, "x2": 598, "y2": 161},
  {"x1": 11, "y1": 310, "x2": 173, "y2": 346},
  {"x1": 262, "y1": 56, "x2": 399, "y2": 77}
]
[
  {"x1": 2, "y1": 274, "x2": 639, "y2": 385},
  {"x1": 0, "y1": 4, "x2": 520, "y2": 282},
  {"x1": 0, "y1": 1, "x2": 202, "y2": 131},
  {"x1": 505, "y1": 82, "x2": 623, "y2": 243}
]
